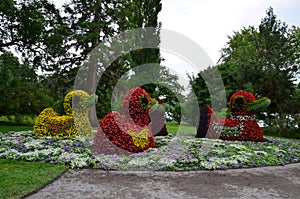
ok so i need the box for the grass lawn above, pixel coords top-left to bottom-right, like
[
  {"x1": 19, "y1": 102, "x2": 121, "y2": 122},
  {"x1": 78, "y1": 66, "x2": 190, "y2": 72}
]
[
  {"x1": 166, "y1": 122, "x2": 196, "y2": 135},
  {"x1": 0, "y1": 126, "x2": 33, "y2": 133},
  {"x1": 0, "y1": 159, "x2": 68, "y2": 199}
]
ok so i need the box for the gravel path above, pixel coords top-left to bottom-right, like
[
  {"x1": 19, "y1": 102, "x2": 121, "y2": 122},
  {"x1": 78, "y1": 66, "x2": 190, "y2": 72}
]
[{"x1": 24, "y1": 163, "x2": 300, "y2": 199}]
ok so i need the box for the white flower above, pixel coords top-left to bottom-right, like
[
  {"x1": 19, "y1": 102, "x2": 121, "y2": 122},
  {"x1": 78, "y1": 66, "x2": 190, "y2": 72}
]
[
  {"x1": 24, "y1": 140, "x2": 45, "y2": 149},
  {"x1": 200, "y1": 161, "x2": 218, "y2": 170},
  {"x1": 229, "y1": 143, "x2": 247, "y2": 150},
  {"x1": 157, "y1": 157, "x2": 176, "y2": 167},
  {"x1": 254, "y1": 151, "x2": 268, "y2": 157}
]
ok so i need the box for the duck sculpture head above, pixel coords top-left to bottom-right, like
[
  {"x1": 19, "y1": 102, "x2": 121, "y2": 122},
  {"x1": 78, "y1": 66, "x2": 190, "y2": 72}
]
[{"x1": 230, "y1": 91, "x2": 270, "y2": 116}]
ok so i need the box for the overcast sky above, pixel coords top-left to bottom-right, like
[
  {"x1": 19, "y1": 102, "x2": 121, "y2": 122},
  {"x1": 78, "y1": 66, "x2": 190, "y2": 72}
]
[
  {"x1": 52, "y1": 0, "x2": 300, "y2": 82},
  {"x1": 158, "y1": 0, "x2": 300, "y2": 78}
]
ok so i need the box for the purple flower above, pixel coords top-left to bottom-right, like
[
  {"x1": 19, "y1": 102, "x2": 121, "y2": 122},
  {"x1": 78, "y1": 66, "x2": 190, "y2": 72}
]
[
  {"x1": 232, "y1": 164, "x2": 240, "y2": 168},
  {"x1": 62, "y1": 145, "x2": 74, "y2": 151},
  {"x1": 74, "y1": 142, "x2": 83, "y2": 147}
]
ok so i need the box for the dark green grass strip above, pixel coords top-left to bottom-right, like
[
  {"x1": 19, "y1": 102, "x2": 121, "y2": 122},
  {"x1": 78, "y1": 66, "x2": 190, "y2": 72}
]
[{"x1": 0, "y1": 126, "x2": 33, "y2": 133}]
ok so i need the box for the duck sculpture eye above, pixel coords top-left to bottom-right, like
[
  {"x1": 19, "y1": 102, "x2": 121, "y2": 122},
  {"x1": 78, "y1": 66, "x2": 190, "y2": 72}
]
[
  {"x1": 139, "y1": 94, "x2": 151, "y2": 110},
  {"x1": 232, "y1": 95, "x2": 246, "y2": 110}
]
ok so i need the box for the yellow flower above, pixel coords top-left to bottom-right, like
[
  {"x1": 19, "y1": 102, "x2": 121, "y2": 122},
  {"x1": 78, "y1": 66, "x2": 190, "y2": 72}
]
[{"x1": 127, "y1": 128, "x2": 150, "y2": 149}]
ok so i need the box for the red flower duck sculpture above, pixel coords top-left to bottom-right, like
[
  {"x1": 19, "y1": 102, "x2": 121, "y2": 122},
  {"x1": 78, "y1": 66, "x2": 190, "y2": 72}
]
[
  {"x1": 196, "y1": 90, "x2": 271, "y2": 142},
  {"x1": 93, "y1": 87, "x2": 156, "y2": 155}
]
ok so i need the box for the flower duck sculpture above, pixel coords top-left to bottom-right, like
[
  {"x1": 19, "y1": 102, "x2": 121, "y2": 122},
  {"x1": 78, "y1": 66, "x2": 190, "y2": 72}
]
[
  {"x1": 93, "y1": 87, "x2": 156, "y2": 155},
  {"x1": 196, "y1": 90, "x2": 271, "y2": 142},
  {"x1": 34, "y1": 90, "x2": 98, "y2": 137}
]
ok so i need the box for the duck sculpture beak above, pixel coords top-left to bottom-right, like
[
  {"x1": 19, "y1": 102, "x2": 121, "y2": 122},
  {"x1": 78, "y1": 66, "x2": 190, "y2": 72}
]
[
  {"x1": 87, "y1": 94, "x2": 98, "y2": 108},
  {"x1": 246, "y1": 97, "x2": 271, "y2": 114}
]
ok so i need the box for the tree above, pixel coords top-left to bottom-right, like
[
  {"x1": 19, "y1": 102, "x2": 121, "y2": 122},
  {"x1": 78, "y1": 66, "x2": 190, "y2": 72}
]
[
  {"x1": 0, "y1": 52, "x2": 53, "y2": 117},
  {"x1": 114, "y1": 0, "x2": 184, "y2": 117},
  {"x1": 190, "y1": 7, "x2": 299, "y2": 129},
  {"x1": 61, "y1": 0, "x2": 122, "y2": 125},
  {"x1": 219, "y1": 7, "x2": 298, "y2": 126},
  {"x1": 21, "y1": 0, "x2": 169, "y2": 124},
  {"x1": 0, "y1": 0, "x2": 67, "y2": 69},
  {"x1": 187, "y1": 66, "x2": 226, "y2": 125}
]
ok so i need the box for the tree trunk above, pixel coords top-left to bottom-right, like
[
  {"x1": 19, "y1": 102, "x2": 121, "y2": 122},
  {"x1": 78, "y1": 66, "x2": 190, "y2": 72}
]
[
  {"x1": 87, "y1": 57, "x2": 99, "y2": 127},
  {"x1": 87, "y1": 0, "x2": 102, "y2": 127}
]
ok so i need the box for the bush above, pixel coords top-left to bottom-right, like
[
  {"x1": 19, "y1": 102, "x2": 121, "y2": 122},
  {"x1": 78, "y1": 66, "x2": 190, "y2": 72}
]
[
  {"x1": 263, "y1": 127, "x2": 300, "y2": 139},
  {"x1": 0, "y1": 115, "x2": 36, "y2": 126}
]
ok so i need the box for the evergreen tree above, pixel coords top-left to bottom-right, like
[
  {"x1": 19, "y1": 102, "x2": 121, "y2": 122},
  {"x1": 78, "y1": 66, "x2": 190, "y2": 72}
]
[
  {"x1": 219, "y1": 7, "x2": 298, "y2": 124},
  {"x1": 190, "y1": 7, "x2": 299, "y2": 129},
  {"x1": 0, "y1": 52, "x2": 53, "y2": 117}
]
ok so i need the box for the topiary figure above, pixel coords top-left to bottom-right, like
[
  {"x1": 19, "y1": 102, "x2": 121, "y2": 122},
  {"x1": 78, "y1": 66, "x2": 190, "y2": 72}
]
[
  {"x1": 196, "y1": 90, "x2": 271, "y2": 142},
  {"x1": 34, "y1": 90, "x2": 98, "y2": 137},
  {"x1": 93, "y1": 87, "x2": 155, "y2": 154}
]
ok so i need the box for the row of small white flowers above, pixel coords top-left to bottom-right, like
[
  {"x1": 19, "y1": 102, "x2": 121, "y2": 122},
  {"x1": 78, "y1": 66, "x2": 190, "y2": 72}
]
[{"x1": 0, "y1": 131, "x2": 300, "y2": 170}]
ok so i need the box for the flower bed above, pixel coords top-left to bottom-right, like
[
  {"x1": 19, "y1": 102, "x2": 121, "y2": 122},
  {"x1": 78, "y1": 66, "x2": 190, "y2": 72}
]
[{"x1": 1, "y1": 131, "x2": 299, "y2": 170}]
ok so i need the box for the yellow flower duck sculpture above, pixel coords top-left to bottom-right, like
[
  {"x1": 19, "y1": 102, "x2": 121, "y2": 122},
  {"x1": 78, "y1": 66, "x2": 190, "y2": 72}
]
[{"x1": 34, "y1": 90, "x2": 98, "y2": 137}]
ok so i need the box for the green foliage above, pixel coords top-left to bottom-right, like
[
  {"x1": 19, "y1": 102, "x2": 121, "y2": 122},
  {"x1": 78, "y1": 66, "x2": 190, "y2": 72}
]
[
  {"x1": 231, "y1": 95, "x2": 247, "y2": 111},
  {"x1": 53, "y1": 99, "x2": 65, "y2": 115},
  {"x1": 93, "y1": 0, "x2": 184, "y2": 120},
  {"x1": 0, "y1": 124, "x2": 33, "y2": 133},
  {"x1": 220, "y1": 7, "x2": 297, "y2": 115},
  {"x1": 0, "y1": 52, "x2": 54, "y2": 117},
  {"x1": 170, "y1": 104, "x2": 181, "y2": 124},
  {"x1": 215, "y1": 108, "x2": 231, "y2": 118},
  {"x1": 188, "y1": 66, "x2": 225, "y2": 111},
  {"x1": 0, "y1": 0, "x2": 66, "y2": 67},
  {"x1": 263, "y1": 127, "x2": 300, "y2": 139}
]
